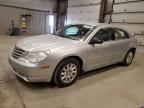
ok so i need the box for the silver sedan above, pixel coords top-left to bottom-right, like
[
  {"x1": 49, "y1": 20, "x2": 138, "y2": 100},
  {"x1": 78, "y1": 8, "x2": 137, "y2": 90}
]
[{"x1": 8, "y1": 24, "x2": 138, "y2": 87}]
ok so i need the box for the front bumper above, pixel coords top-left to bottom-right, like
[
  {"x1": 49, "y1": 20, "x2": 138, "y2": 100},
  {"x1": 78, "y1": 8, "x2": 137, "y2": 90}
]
[
  {"x1": 10, "y1": 67, "x2": 33, "y2": 82},
  {"x1": 8, "y1": 56, "x2": 54, "y2": 82}
]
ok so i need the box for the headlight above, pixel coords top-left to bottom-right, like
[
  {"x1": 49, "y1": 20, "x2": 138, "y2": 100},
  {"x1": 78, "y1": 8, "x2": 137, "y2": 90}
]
[{"x1": 25, "y1": 51, "x2": 50, "y2": 63}]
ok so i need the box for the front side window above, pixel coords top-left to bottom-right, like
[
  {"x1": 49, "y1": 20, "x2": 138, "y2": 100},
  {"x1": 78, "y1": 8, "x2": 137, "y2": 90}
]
[
  {"x1": 114, "y1": 29, "x2": 129, "y2": 40},
  {"x1": 93, "y1": 28, "x2": 110, "y2": 42},
  {"x1": 54, "y1": 24, "x2": 93, "y2": 40}
]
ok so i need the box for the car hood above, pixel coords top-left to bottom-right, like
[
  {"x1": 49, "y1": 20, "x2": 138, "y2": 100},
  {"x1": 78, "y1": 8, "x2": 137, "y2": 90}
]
[{"x1": 15, "y1": 34, "x2": 80, "y2": 52}]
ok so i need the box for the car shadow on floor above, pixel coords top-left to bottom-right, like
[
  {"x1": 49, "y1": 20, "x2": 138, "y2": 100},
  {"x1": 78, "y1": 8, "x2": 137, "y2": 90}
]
[
  {"x1": 16, "y1": 76, "x2": 56, "y2": 89},
  {"x1": 16, "y1": 63, "x2": 121, "y2": 89},
  {"x1": 79, "y1": 63, "x2": 120, "y2": 80}
]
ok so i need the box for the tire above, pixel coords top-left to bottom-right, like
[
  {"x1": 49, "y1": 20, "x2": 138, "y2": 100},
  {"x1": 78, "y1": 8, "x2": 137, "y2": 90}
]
[
  {"x1": 121, "y1": 50, "x2": 135, "y2": 66},
  {"x1": 53, "y1": 58, "x2": 80, "y2": 87}
]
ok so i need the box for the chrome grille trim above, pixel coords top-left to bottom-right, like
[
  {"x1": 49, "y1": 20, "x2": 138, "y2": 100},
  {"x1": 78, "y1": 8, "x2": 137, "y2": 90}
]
[{"x1": 12, "y1": 47, "x2": 27, "y2": 59}]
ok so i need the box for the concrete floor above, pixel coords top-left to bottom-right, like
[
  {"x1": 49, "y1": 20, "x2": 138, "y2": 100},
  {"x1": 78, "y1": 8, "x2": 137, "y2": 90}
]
[{"x1": 0, "y1": 35, "x2": 144, "y2": 108}]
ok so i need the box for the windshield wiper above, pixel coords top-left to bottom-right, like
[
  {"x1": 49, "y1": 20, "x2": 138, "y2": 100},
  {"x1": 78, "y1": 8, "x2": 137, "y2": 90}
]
[
  {"x1": 54, "y1": 33, "x2": 77, "y2": 40},
  {"x1": 66, "y1": 36, "x2": 77, "y2": 40}
]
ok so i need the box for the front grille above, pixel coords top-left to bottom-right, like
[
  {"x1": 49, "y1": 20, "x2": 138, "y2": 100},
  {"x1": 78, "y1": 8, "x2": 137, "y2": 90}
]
[{"x1": 12, "y1": 47, "x2": 27, "y2": 59}]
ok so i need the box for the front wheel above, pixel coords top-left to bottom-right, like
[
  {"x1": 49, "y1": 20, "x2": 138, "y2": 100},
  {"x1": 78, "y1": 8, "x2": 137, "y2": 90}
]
[
  {"x1": 53, "y1": 58, "x2": 80, "y2": 87},
  {"x1": 121, "y1": 50, "x2": 135, "y2": 66}
]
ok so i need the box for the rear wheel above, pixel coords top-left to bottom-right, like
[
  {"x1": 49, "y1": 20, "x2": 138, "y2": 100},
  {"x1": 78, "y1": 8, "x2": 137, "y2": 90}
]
[
  {"x1": 121, "y1": 50, "x2": 135, "y2": 66},
  {"x1": 53, "y1": 58, "x2": 80, "y2": 87}
]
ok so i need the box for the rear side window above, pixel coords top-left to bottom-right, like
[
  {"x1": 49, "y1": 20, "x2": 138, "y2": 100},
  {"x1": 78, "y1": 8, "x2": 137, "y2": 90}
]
[{"x1": 114, "y1": 29, "x2": 129, "y2": 40}]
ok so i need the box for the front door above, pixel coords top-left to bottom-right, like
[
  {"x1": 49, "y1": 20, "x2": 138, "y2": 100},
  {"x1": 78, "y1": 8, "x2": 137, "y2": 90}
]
[{"x1": 86, "y1": 28, "x2": 112, "y2": 70}]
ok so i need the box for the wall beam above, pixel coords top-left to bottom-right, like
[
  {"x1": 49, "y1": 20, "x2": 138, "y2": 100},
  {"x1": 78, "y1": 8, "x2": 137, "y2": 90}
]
[{"x1": 99, "y1": 0, "x2": 107, "y2": 23}]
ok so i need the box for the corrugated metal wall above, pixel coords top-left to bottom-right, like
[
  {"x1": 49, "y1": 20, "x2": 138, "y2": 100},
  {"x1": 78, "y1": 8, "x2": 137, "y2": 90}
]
[
  {"x1": 67, "y1": 0, "x2": 101, "y2": 25},
  {"x1": 0, "y1": 6, "x2": 48, "y2": 35},
  {"x1": 105, "y1": 0, "x2": 144, "y2": 45},
  {"x1": 0, "y1": 0, "x2": 56, "y2": 35}
]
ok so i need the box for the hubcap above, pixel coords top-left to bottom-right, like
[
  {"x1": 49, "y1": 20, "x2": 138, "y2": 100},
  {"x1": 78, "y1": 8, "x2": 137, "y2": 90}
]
[
  {"x1": 60, "y1": 63, "x2": 78, "y2": 83},
  {"x1": 126, "y1": 52, "x2": 133, "y2": 64}
]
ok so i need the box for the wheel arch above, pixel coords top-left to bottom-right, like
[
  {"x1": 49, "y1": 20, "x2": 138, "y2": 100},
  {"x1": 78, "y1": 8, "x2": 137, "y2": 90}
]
[
  {"x1": 129, "y1": 47, "x2": 136, "y2": 54},
  {"x1": 57, "y1": 56, "x2": 83, "y2": 70},
  {"x1": 51, "y1": 55, "x2": 83, "y2": 82}
]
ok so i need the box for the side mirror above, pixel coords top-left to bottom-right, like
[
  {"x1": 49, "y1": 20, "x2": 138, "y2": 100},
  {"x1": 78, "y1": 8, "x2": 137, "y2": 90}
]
[{"x1": 89, "y1": 37, "x2": 103, "y2": 44}]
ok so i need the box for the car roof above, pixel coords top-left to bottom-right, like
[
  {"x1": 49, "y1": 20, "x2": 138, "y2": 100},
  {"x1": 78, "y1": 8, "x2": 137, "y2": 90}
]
[
  {"x1": 93, "y1": 23, "x2": 130, "y2": 32},
  {"x1": 92, "y1": 23, "x2": 121, "y2": 28},
  {"x1": 69, "y1": 23, "x2": 133, "y2": 37},
  {"x1": 68, "y1": 23, "x2": 131, "y2": 33},
  {"x1": 70, "y1": 23, "x2": 125, "y2": 29}
]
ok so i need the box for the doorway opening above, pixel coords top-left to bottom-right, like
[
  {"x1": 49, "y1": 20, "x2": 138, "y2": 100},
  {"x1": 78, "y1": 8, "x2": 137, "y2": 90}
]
[{"x1": 46, "y1": 14, "x2": 55, "y2": 34}]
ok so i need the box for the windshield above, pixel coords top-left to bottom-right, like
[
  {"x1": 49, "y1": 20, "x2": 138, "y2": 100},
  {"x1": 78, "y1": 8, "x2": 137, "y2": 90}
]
[{"x1": 54, "y1": 24, "x2": 94, "y2": 40}]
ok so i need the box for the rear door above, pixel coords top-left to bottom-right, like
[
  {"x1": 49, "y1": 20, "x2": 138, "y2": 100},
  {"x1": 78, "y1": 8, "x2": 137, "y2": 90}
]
[{"x1": 109, "y1": 28, "x2": 131, "y2": 62}]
